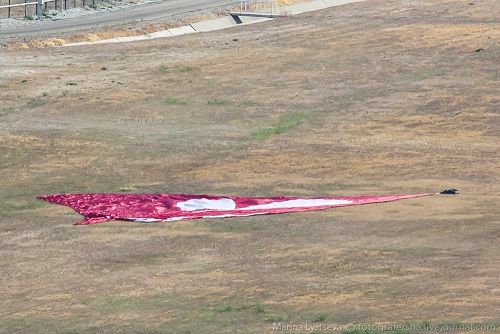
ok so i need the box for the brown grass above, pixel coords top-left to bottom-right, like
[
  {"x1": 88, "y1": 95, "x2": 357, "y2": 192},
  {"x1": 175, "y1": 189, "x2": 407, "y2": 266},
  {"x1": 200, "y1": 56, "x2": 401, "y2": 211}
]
[{"x1": 0, "y1": 0, "x2": 499, "y2": 333}]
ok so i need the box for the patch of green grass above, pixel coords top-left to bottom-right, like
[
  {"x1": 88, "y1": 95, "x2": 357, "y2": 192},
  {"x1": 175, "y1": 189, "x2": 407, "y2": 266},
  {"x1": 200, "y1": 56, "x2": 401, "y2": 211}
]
[
  {"x1": 27, "y1": 97, "x2": 47, "y2": 108},
  {"x1": 375, "y1": 267, "x2": 404, "y2": 276},
  {"x1": 165, "y1": 96, "x2": 189, "y2": 105},
  {"x1": 203, "y1": 311, "x2": 217, "y2": 322},
  {"x1": 177, "y1": 65, "x2": 197, "y2": 73},
  {"x1": 241, "y1": 110, "x2": 316, "y2": 141},
  {"x1": 199, "y1": 302, "x2": 288, "y2": 328},
  {"x1": 314, "y1": 312, "x2": 330, "y2": 322},
  {"x1": 159, "y1": 64, "x2": 169, "y2": 74},
  {"x1": 164, "y1": 77, "x2": 181, "y2": 84},
  {"x1": 266, "y1": 313, "x2": 289, "y2": 322},
  {"x1": 398, "y1": 68, "x2": 446, "y2": 83},
  {"x1": 255, "y1": 303, "x2": 267, "y2": 314},
  {"x1": 79, "y1": 293, "x2": 174, "y2": 312},
  {"x1": 239, "y1": 99, "x2": 258, "y2": 107},
  {"x1": 8, "y1": 200, "x2": 47, "y2": 212},
  {"x1": 14, "y1": 290, "x2": 31, "y2": 299},
  {"x1": 208, "y1": 98, "x2": 231, "y2": 106},
  {"x1": 0, "y1": 107, "x2": 18, "y2": 116},
  {"x1": 215, "y1": 305, "x2": 233, "y2": 313},
  {"x1": 301, "y1": 310, "x2": 332, "y2": 323}
]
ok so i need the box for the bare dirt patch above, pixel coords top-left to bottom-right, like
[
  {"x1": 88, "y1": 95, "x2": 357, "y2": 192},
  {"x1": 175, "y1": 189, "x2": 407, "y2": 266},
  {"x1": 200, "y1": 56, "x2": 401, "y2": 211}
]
[{"x1": 0, "y1": 0, "x2": 499, "y2": 333}]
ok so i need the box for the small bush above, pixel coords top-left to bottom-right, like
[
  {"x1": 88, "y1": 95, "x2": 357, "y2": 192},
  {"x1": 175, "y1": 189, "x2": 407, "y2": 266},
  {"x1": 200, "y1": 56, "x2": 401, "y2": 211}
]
[
  {"x1": 27, "y1": 97, "x2": 47, "y2": 108},
  {"x1": 314, "y1": 312, "x2": 330, "y2": 322},
  {"x1": 159, "y1": 64, "x2": 169, "y2": 74},
  {"x1": 255, "y1": 303, "x2": 266, "y2": 314}
]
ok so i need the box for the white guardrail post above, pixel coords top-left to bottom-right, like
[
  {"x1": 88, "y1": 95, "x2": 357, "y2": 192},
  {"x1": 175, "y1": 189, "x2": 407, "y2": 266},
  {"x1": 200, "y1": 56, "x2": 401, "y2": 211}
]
[{"x1": 37, "y1": 0, "x2": 43, "y2": 18}]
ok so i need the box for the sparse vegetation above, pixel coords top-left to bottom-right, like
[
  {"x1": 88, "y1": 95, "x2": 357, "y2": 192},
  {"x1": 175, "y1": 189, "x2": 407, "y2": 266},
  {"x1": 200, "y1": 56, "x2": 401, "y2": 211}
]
[
  {"x1": 159, "y1": 64, "x2": 169, "y2": 73},
  {"x1": 165, "y1": 96, "x2": 189, "y2": 105},
  {"x1": 314, "y1": 312, "x2": 330, "y2": 322},
  {"x1": 241, "y1": 110, "x2": 316, "y2": 141},
  {"x1": 165, "y1": 77, "x2": 181, "y2": 84},
  {"x1": 207, "y1": 98, "x2": 231, "y2": 106},
  {"x1": 0, "y1": 107, "x2": 18, "y2": 116},
  {"x1": 27, "y1": 97, "x2": 47, "y2": 108},
  {"x1": 177, "y1": 65, "x2": 197, "y2": 73}
]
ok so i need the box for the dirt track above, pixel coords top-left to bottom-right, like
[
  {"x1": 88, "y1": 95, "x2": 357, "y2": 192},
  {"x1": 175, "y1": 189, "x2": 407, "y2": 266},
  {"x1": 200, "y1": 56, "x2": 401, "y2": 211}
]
[{"x1": 0, "y1": 0, "x2": 499, "y2": 332}]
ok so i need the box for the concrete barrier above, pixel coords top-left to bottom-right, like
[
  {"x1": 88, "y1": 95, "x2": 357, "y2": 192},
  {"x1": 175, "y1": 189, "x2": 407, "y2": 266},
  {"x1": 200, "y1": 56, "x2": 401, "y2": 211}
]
[
  {"x1": 93, "y1": 38, "x2": 120, "y2": 44},
  {"x1": 168, "y1": 25, "x2": 196, "y2": 36},
  {"x1": 116, "y1": 35, "x2": 152, "y2": 42},
  {"x1": 282, "y1": 0, "x2": 329, "y2": 15},
  {"x1": 147, "y1": 30, "x2": 174, "y2": 38},
  {"x1": 190, "y1": 16, "x2": 237, "y2": 32},
  {"x1": 238, "y1": 16, "x2": 272, "y2": 24}
]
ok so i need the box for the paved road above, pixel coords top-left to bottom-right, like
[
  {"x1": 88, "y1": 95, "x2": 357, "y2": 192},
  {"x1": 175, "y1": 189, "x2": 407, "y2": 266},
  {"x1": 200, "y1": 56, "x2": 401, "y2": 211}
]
[{"x1": 0, "y1": 0, "x2": 237, "y2": 37}]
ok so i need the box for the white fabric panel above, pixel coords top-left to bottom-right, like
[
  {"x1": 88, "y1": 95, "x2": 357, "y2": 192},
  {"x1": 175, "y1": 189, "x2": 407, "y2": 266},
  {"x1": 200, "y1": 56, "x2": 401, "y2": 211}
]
[
  {"x1": 242, "y1": 199, "x2": 352, "y2": 210},
  {"x1": 177, "y1": 198, "x2": 237, "y2": 211}
]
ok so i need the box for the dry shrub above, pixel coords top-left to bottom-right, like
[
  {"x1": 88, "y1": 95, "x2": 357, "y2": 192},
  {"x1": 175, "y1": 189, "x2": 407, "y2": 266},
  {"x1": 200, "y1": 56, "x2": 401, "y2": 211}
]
[
  {"x1": 86, "y1": 34, "x2": 102, "y2": 42},
  {"x1": 50, "y1": 38, "x2": 66, "y2": 46},
  {"x1": 6, "y1": 42, "x2": 29, "y2": 50},
  {"x1": 27, "y1": 40, "x2": 45, "y2": 48}
]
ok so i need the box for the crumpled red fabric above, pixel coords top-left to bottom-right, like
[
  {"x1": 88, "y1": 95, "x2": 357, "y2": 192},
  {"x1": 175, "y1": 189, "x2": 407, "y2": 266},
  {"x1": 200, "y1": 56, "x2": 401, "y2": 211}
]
[{"x1": 37, "y1": 193, "x2": 434, "y2": 225}]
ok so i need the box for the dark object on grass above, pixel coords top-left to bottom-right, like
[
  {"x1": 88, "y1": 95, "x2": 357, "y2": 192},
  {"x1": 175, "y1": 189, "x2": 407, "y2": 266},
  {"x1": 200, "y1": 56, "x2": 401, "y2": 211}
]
[
  {"x1": 440, "y1": 189, "x2": 459, "y2": 194},
  {"x1": 475, "y1": 48, "x2": 484, "y2": 52}
]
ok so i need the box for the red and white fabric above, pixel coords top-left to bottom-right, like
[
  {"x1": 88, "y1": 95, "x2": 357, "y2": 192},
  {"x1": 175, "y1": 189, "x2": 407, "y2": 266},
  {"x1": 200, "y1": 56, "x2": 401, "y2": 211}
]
[{"x1": 38, "y1": 192, "x2": 434, "y2": 225}]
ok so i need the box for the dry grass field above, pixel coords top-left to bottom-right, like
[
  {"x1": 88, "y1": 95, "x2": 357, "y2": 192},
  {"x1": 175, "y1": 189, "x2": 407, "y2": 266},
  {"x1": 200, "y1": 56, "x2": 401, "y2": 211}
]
[{"x1": 0, "y1": 0, "x2": 499, "y2": 333}]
